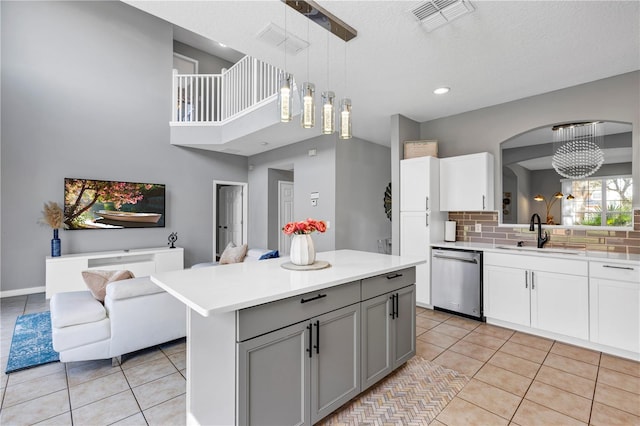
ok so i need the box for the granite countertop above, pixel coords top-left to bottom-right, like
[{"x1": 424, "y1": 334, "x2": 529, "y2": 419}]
[
  {"x1": 431, "y1": 241, "x2": 640, "y2": 265},
  {"x1": 151, "y1": 249, "x2": 425, "y2": 317}
]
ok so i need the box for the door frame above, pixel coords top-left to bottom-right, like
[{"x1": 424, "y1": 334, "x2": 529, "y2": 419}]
[
  {"x1": 278, "y1": 180, "x2": 294, "y2": 255},
  {"x1": 213, "y1": 180, "x2": 248, "y2": 258}
]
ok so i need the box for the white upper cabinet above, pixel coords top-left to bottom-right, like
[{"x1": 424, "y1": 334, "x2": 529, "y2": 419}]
[
  {"x1": 400, "y1": 156, "x2": 440, "y2": 212},
  {"x1": 439, "y1": 152, "x2": 494, "y2": 211}
]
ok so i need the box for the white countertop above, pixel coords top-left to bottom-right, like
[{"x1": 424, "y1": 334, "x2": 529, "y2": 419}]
[
  {"x1": 431, "y1": 241, "x2": 640, "y2": 265},
  {"x1": 151, "y1": 250, "x2": 425, "y2": 317}
]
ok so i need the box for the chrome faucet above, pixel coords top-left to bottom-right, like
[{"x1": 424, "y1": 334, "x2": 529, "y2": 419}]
[{"x1": 529, "y1": 214, "x2": 549, "y2": 248}]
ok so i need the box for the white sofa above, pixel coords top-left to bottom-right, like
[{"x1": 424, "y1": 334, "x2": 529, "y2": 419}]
[
  {"x1": 191, "y1": 248, "x2": 278, "y2": 268},
  {"x1": 50, "y1": 276, "x2": 186, "y2": 363}
]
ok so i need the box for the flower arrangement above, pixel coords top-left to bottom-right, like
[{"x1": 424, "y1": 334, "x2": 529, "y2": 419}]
[
  {"x1": 282, "y1": 218, "x2": 327, "y2": 235},
  {"x1": 39, "y1": 201, "x2": 68, "y2": 230}
]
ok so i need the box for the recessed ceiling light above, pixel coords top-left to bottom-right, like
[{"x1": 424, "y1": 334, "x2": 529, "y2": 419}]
[
  {"x1": 261, "y1": 142, "x2": 269, "y2": 146},
  {"x1": 434, "y1": 87, "x2": 450, "y2": 95},
  {"x1": 218, "y1": 42, "x2": 227, "y2": 48}
]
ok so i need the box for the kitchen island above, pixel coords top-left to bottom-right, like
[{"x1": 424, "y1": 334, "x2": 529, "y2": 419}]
[{"x1": 151, "y1": 249, "x2": 424, "y2": 426}]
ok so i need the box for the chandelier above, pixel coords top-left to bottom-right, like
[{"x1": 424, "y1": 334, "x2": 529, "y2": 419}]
[{"x1": 551, "y1": 122, "x2": 604, "y2": 179}]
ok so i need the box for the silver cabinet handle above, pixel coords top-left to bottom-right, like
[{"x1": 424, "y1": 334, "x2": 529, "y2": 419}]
[
  {"x1": 426, "y1": 212, "x2": 429, "y2": 227},
  {"x1": 531, "y1": 271, "x2": 535, "y2": 290},
  {"x1": 426, "y1": 196, "x2": 429, "y2": 210},
  {"x1": 525, "y1": 270, "x2": 528, "y2": 289},
  {"x1": 482, "y1": 195, "x2": 486, "y2": 210},
  {"x1": 603, "y1": 265, "x2": 635, "y2": 271}
]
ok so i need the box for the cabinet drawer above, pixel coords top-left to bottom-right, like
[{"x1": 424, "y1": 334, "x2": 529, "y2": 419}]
[
  {"x1": 237, "y1": 281, "x2": 360, "y2": 342},
  {"x1": 484, "y1": 252, "x2": 587, "y2": 276},
  {"x1": 590, "y1": 261, "x2": 640, "y2": 282},
  {"x1": 361, "y1": 268, "x2": 415, "y2": 300}
]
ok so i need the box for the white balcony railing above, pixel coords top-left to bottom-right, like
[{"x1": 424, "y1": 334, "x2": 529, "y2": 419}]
[{"x1": 173, "y1": 56, "x2": 281, "y2": 124}]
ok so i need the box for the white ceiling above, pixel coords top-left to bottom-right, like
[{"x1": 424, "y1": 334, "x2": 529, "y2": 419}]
[{"x1": 125, "y1": 0, "x2": 640, "y2": 151}]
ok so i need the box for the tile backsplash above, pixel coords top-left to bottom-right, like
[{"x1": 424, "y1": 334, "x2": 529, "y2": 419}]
[{"x1": 448, "y1": 209, "x2": 640, "y2": 255}]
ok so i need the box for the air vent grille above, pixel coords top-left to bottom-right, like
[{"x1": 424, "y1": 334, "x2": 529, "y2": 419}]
[
  {"x1": 410, "y1": 0, "x2": 475, "y2": 32},
  {"x1": 257, "y1": 23, "x2": 309, "y2": 55}
]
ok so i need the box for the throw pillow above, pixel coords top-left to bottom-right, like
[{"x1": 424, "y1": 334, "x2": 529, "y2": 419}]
[
  {"x1": 81, "y1": 269, "x2": 135, "y2": 302},
  {"x1": 219, "y1": 242, "x2": 248, "y2": 264},
  {"x1": 259, "y1": 250, "x2": 280, "y2": 260}
]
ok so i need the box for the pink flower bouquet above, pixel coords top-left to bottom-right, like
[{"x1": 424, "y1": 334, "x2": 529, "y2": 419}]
[{"x1": 282, "y1": 218, "x2": 327, "y2": 235}]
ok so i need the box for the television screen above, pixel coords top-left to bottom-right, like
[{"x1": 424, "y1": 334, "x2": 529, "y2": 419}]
[{"x1": 64, "y1": 178, "x2": 165, "y2": 230}]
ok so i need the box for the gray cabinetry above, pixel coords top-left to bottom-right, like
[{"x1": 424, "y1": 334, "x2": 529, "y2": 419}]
[
  {"x1": 238, "y1": 321, "x2": 310, "y2": 426},
  {"x1": 361, "y1": 281, "x2": 416, "y2": 391},
  {"x1": 237, "y1": 283, "x2": 361, "y2": 426},
  {"x1": 311, "y1": 304, "x2": 360, "y2": 423}
]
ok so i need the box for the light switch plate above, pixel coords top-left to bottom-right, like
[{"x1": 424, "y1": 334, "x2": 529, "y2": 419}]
[{"x1": 475, "y1": 223, "x2": 482, "y2": 232}]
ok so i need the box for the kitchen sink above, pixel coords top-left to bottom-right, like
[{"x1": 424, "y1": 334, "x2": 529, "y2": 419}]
[{"x1": 494, "y1": 245, "x2": 584, "y2": 255}]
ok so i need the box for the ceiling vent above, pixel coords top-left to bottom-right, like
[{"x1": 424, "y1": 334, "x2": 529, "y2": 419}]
[
  {"x1": 257, "y1": 23, "x2": 309, "y2": 55},
  {"x1": 410, "y1": 0, "x2": 475, "y2": 32}
]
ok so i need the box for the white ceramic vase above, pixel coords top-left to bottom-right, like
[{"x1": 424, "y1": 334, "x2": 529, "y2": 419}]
[{"x1": 290, "y1": 234, "x2": 316, "y2": 266}]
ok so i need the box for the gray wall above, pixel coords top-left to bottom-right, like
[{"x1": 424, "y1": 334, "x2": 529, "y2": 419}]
[
  {"x1": 267, "y1": 168, "x2": 294, "y2": 250},
  {"x1": 248, "y1": 135, "x2": 336, "y2": 253},
  {"x1": 336, "y1": 138, "x2": 391, "y2": 253},
  {"x1": 420, "y1": 71, "x2": 640, "y2": 213},
  {"x1": 1, "y1": 1, "x2": 247, "y2": 293},
  {"x1": 173, "y1": 40, "x2": 233, "y2": 74}
]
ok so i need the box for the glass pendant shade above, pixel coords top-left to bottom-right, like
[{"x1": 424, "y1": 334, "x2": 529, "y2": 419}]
[
  {"x1": 279, "y1": 73, "x2": 293, "y2": 123},
  {"x1": 338, "y1": 98, "x2": 352, "y2": 140},
  {"x1": 301, "y1": 82, "x2": 315, "y2": 128},
  {"x1": 321, "y1": 91, "x2": 335, "y2": 134}
]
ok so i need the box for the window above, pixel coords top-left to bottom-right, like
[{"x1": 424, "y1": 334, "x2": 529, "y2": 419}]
[{"x1": 561, "y1": 176, "x2": 633, "y2": 227}]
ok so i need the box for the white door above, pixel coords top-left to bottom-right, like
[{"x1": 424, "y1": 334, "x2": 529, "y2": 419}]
[
  {"x1": 531, "y1": 271, "x2": 589, "y2": 340},
  {"x1": 484, "y1": 265, "x2": 530, "y2": 326},
  {"x1": 400, "y1": 212, "x2": 430, "y2": 305},
  {"x1": 279, "y1": 181, "x2": 294, "y2": 255},
  {"x1": 400, "y1": 157, "x2": 430, "y2": 212},
  {"x1": 218, "y1": 186, "x2": 243, "y2": 252}
]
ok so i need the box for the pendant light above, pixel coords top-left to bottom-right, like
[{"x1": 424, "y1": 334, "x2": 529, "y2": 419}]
[
  {"x1": 321, "y1": 32, "x2": 335, "y2": 134},
  {"x1": 338, "y1": 35, "x2": 352, "y2": 140},
  {"x1": 300, "y1": 16, "x2": 315, "y2": 128},
  {"x1": 279, "y1": 4, "x2": 292, "y2": 123}
]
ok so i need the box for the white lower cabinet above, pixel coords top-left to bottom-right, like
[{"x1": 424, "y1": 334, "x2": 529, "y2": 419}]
[
  {"x1": 589, "y1": 261, "x2": 640, "y2": 354},
  {"x1": 484, "y1": 253, "x2": 589, "y2": 340}
]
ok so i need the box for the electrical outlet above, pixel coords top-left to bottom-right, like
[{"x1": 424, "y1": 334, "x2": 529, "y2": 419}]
[{"x1": 475, "y1": 223, "x2": 482, "y2": 232}]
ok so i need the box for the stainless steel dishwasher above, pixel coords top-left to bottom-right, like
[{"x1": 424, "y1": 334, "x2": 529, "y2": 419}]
[{"x1": 431, "y1": 247, "x2": 483, "y2": 320}]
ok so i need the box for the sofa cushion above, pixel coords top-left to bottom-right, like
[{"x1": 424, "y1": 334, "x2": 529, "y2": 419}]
[
  {"x1": 106, "y1": 276, "x2": 164, "y2": 300},
  {"x1": 52, "y1": 317, "x2": 111, "y2": 352},
  {"x1": 81, "y1": 269, "x2": 135, "y2": 301},
  {"x1": 51, "y1": 291, "x2": 107, "y2": 328},
  {"x1": 219, "y1": 242, "x2": 248, "y2": 264}
]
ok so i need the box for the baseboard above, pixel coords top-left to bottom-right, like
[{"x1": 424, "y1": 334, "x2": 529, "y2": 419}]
[{"x1": 0, "y1": 286, "x2": 46, "y2": 299}]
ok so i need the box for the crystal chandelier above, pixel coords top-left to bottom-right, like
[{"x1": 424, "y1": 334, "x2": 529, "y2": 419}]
[{"x1": 551, "y1": 122, "x2": 604, "y2": 179}]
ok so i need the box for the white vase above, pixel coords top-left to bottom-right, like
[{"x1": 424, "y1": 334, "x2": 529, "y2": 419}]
[{"x1": 290, "y1": 234, "x2": 316, "y2": 266}]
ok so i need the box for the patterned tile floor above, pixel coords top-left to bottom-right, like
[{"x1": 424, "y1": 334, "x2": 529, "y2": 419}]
[{"x1": 1, "y1": 294, "x2": 639, "y2": 425}]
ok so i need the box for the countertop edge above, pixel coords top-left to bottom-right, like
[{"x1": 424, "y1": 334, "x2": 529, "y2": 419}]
[
  {"x1": 430, "y1": 241, "x2": 640, "y2": 265},
  {"x1": 151, "y1": 251, "x2": 426, "y2": 317}
]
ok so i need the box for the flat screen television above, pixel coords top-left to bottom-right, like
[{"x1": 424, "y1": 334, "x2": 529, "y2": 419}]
[{"x1": 64, "y1": 178, "x2": 165, "y2": 230}]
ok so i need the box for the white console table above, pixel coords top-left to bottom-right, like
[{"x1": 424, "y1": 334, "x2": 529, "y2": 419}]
[{"x1": 46, "y1": 247, "x2": 184, "y2": 299}]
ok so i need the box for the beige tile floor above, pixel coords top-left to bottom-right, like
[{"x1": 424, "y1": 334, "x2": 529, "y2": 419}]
[
  {"x1": 415, "y1": 306, "x2": 640, "y2": 426},
  {"x1": 1, "y1": 294, "x2": 639, "y2": 425}
]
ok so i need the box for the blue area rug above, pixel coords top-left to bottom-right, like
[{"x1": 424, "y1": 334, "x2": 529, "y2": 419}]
[{"x1": 5, "y1": 311, "x2": 59, "y2": 373}]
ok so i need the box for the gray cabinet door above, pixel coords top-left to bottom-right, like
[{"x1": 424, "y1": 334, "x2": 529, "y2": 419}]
[
  {"x1": 311, "y1": 304, "x2": 361, "y2": 424},
  {"x1": 393, "y1": 284, "x2": 416, "y2": 367},
  {"x1": 238, "y1": 321, "x2": 310, "y2": 426},
  {"x1": 360, "y1": 293, "x2": 393, "y2": 391}
]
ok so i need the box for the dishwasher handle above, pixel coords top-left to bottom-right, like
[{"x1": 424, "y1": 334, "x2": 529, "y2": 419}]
[{"x1": 432, "y1": 254, "x2": 478, "y2": 264}]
